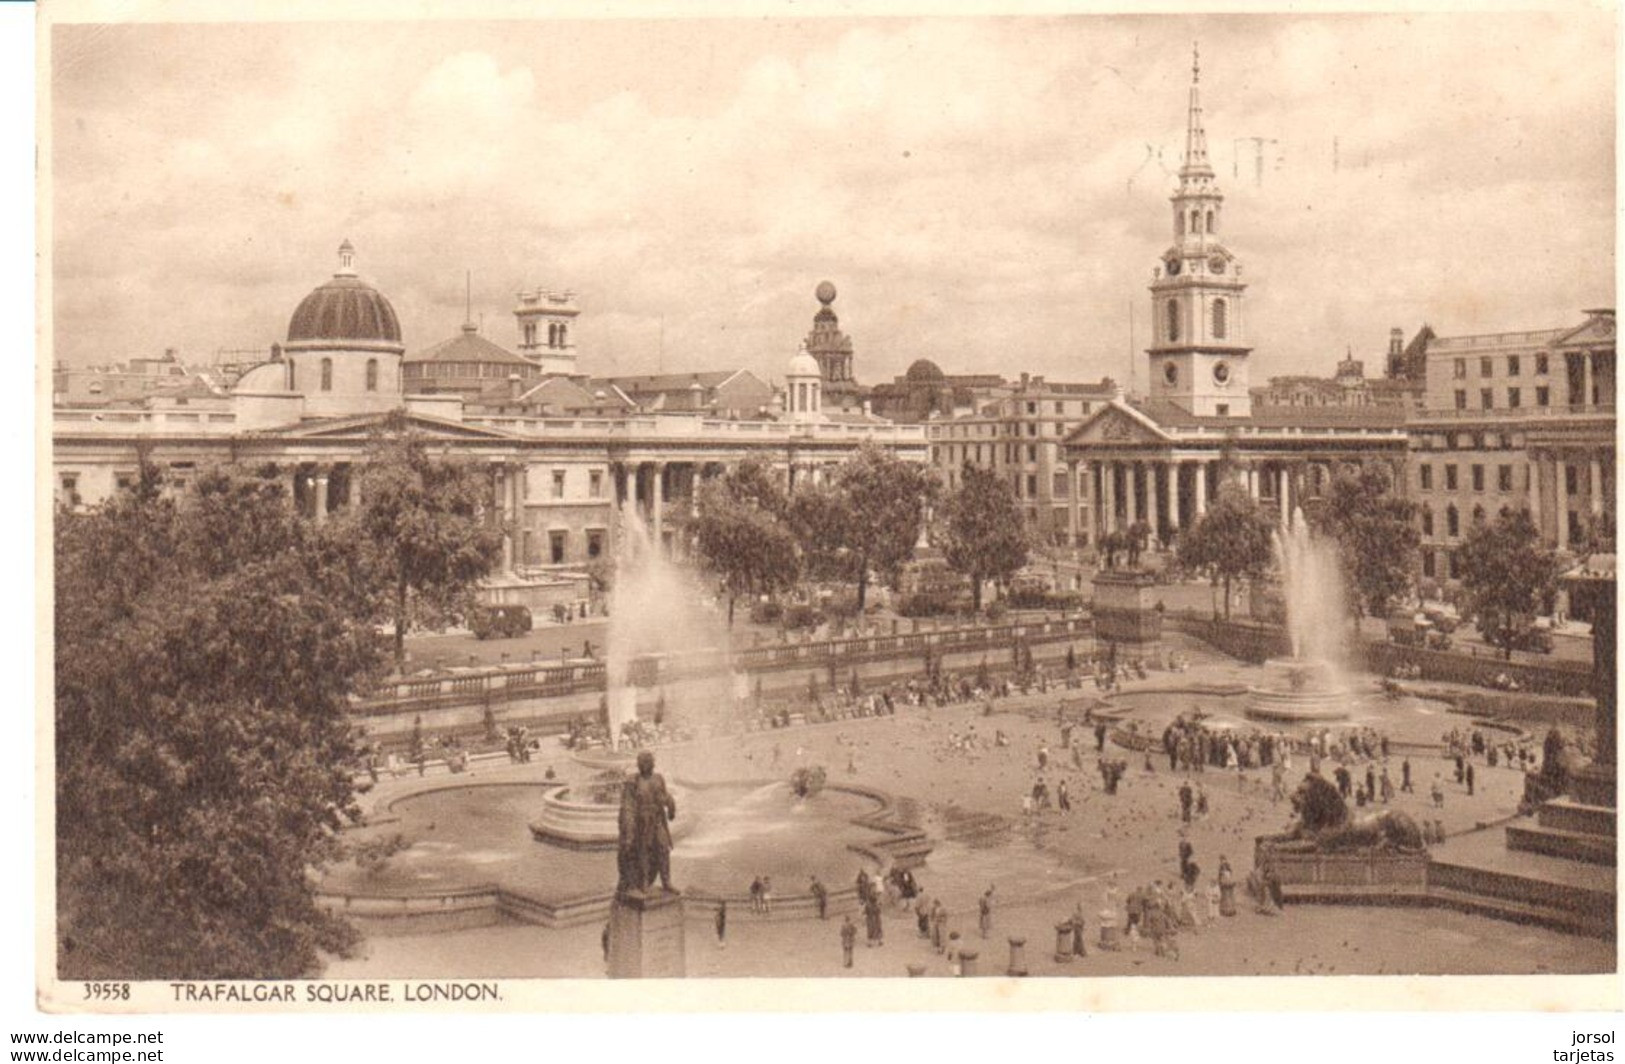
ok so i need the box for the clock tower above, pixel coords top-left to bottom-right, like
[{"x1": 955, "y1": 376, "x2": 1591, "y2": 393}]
[{"x1": 1147, "y1": 46, "x2": 1251, "y2": 418}]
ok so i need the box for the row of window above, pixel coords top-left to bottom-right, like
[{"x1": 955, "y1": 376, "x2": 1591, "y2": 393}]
[
  {"x1": 525, "y1": 526, "x2": 605, "y2": 566},
  {"x1": 1452, "y1": 385, "x2": 1549, "y2": 411},
  {"x1": 293, "y1": 358, "x2": 381, "y2": 393},
  {"x1": 406, "y1": 363, "x2": 541, "y2": 379},
  {"x1": 1165, "y1": 298, "x2": 1228, "y2": 343},
  {"x1": 547, "y1": 468, "x2": 606, "y2": 500},
  {"x1": 1417, "y1": 462, "x2": 1523, "y2": 494},
  {"x1": 1451, "y1": 352, "x2": 1549, "y2": 380},
  {"x1": 520, "y1": 322, "x2": 571, "y2": 349}
]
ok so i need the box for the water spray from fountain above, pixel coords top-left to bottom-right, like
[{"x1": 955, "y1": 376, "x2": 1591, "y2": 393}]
[{"x1": 1245, "y1": 507, "x2": 1352, "y2": 722}]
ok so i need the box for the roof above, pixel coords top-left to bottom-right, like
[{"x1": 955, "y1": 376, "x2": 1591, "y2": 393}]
[
  {"x1": 287, "y1": 276, "x2": 402, "y2": 344},
  {"x1": 606, "y1": 370, "x2": 744, "y2": 393},
  {"x1": 405, "y1": 326, "x2": 534, "y2": 367},
  {"x1": 1427, "y1": 327, "x2": 1568, "y2": 353}
]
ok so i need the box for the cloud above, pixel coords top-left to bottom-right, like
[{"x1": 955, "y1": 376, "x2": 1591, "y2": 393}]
[{"x1": 48, "y1": 13, "x2": 1613, "y2": 395}]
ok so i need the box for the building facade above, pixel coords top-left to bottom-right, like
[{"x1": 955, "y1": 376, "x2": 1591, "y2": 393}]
[{"x1": 52, "y1": 243, "x2": 928, "y2": 613}]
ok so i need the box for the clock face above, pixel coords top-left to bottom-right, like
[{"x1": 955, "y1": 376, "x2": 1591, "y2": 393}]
[
  {"x1": 1209, "y1": 256, "x2": 1226, "y2": 274},
  {"x1": 1163, "y1": 360, "x2": 1179, "y2": 385},
  {"x1": 1164, "y1": 257, "x2": 1182, "y2": 276},
  {"x1": 1213, "y1": 361, "x2": 1232, "y2": 386}
]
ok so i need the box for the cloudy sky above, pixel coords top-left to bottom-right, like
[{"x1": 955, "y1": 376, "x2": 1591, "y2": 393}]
[{"x1": 48, "y1": 8, "x2": 1614, "y2": 392}]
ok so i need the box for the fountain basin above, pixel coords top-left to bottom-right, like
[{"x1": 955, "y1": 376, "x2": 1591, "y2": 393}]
[
  {"x1": 528, "y1": 780, "x2": 626, "y2": 850},
  {"x1": 1245, "y1": 657, "x2": 1351, "y2": 722}
]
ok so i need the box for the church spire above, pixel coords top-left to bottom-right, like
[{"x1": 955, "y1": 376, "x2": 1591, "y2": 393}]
[{"x1": 1181, "y1": 42, "x2": 1213, "y2": 184}]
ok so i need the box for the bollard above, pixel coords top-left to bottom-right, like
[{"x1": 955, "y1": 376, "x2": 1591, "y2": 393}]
[
  {"x1": 1054, "y1": 922, "x2": 1074, "y2": 963},
  {"x1": 958, "y1": 950, "x2": 978, "y2": 977},
  {"x1": 1098, "y1": 918, "x2": 1121, "y2": 952},
  {"x1": 1007, "y1": 936, "x2": 1028, "y2": 977},
  {"x1": 907, "y1": 964, "x2": 927, "y2": 978}
]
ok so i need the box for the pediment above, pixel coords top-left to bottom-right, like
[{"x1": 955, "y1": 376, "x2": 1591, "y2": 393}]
[
  {"x1": 270, "y1": 411, "x2": 518, "y2": 441},
  {"x1": 1064, "y1": 403, "x2": 1172, "y2": 446},
  {"x1": 1553, "y1": 316, "x2": 1616, "y2": 349}
]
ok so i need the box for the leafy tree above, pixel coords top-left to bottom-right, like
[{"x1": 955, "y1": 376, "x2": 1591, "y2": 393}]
[
  {"x1": 1309, "y1": 464, "x2": 1420, "y2": 620},
  {"x1": 55, "y1": 463, "x2": 380, "y2": 979},
  {"x1": 1176, "y1": 483, "x2": 1275, "y2": 620},
  {"x1": 690, "y1": 458, "x2": 800, "y2": 625},
  {"x1": 940, "y1": 463, "x2": 1029, "y2": 612},
  {"x1": 791, "y1": 443, "x2": 936, "y2": 609},
  {"x1": 346, "y1": 418, "x2": 505, "y2": 668},
  {"x1": 1458, "y1": 506, "x2": 1563, "y2": 660}
]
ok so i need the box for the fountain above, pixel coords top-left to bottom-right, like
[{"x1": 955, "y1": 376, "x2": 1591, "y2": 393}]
[
  {"x1": 1245, "y1": 508, "x2": 1352, "y2": 722},
  {"x1": 530, "y1": 503, "x2": 738, "y2": 847}
]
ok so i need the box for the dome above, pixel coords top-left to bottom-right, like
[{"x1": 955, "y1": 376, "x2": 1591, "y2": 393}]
[
  {"x1": 286, "y1": 241, "x2": 402, "y2": 346},
  {"x1": 787, "y1": 351, "x2": 821, "y2": 378},
  {"x1": 905, "y1": 358, "x2": 945, "y2": 382}
]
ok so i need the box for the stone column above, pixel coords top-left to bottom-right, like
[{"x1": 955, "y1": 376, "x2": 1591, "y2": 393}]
[
  {"x1": 1556, "y1": 454, "x2": 1570, "y2": 548},
  {"x1": 313, "y1": 469, "x2": 330, "y2": 525},
  {"x1": 498, "y1": 465, "x2": 514, "y2": 573},
  {"x1": 1103, "y1": 461, "x2": 1117, "y2": 534},
  {"x1": 1194, "y1": 460, "x2": 1208, "y2": 519},
  {"x1": 348, "y1": 463, "x2": 363, "y2": 511},
  {"x1": 1247, "y1": 465, "x2": 1260, "y2": 500},
  {"x1": 1278, "y1": 466, "x2": 1290, "y2": 527},
  {"x1": 1145, "y1": 462, "x2": 1160, "y2": 538},
  {"x1": 652, "y1": 461, "x2": 666, "y2": 548},
  {"x1": 1584, "y1": 352, "x2": 1596, "y2": 408},
  {"x1": 1166, "y1": 461, "x2": 1180, "y2": 532},
  {"x1": 1590, "y1": 454, "x2": 1603, "y2": 517},
  {"x1": 1066, "y1": 460, "x2": 1080, "y2": 545},
  {"x1": 1528, "y1": 454, "x2": 1542, "y2": 541}
]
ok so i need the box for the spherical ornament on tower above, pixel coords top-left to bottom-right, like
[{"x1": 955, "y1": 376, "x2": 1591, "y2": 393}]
[{"x1": 815, "y1": 281, "x2": 837, "y2": 306}]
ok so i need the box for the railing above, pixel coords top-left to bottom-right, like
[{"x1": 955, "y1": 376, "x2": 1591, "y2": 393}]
[
  {"x1": 1411, "y1": 403, "x2": 1615, "y2": 422},
  {"x1": 351, "y1": 614, "x2": 1092, "y2": 717}
]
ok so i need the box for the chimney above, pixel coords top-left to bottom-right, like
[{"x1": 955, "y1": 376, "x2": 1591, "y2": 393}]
[
  {"x1": 1020, "y1": 371, "x2": 1030, "y2": 389},
  {"x1": 1388, "y1": 328, "x2": 1403, "y2": 359}
]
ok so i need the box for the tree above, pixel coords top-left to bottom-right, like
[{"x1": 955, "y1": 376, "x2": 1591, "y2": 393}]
[
  {"x1": 1176, "y1": 483, "x2": 1275, "y2": 620},
  {"x1": 1457, "y1": 506, "x2": 1563, "y2": 660},
  {"x1": 690, "y1": 457, "x2": 800, "y2": 625},
  {"x1": 347, "y1": 418, "x2": 505, "y2": 668},
  {"x1": 791, "y1": 443, "x2": 937, "y2": 609},
  {"x1": 1310, "y1": 464, "x2": 1420, "y2": 620},
  {"x1": 55, "y1": 463, "x2": 380, "y2": 979},
  {"x1": 940, "y1": 463, "x2": 1029, "y2": 612}
]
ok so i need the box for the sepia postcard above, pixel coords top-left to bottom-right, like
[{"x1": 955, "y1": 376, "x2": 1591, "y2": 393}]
[{"x1": 37, "y1": 0, "x2": 1621, "y2": 1016}]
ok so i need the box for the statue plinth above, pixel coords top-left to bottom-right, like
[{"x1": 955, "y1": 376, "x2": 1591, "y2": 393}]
[
  {"x1": 1090, "y1": 569, "x2": 1162, "y2": 646},
  {"x1": 607, "y1": 890, "x2": 686, "y2": 979}
]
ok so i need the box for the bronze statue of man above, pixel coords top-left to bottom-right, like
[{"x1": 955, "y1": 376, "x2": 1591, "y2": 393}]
[{"x1": 617, "y1": 751, "x2": 677, "y2": 896}]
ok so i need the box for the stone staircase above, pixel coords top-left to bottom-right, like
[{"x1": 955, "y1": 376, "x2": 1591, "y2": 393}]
[{"x1": 1505, "y1": 795, "x2": 1616, "y2": 865}]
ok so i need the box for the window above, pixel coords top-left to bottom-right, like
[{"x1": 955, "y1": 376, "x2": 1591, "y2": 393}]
[
  {"x1": 1453, "y1": 359, "x2": 1467, "y2": 379},
  {"x1": 1454, "y1": 390, "x2": 1467, "y2": 411},
  {"x1": 1053, "y1": 471, "x2": 1070, "y2": 498},
  {"x1": 288, "y1": 362, "x2": 297, "y2": 390},
  {"x1": 1565, "y1": 463, "x2": 1579, "y2": 495},
  {"x1": 1480, "y1": 356, "x2": 1493, "y2": 378},
  {"x1": 549, "y1": 530, "x2": 566, "y2": 564},
  {"x1": 1445, "y1": 464, "x2": 1458, "y2": 491},
  {"x1": 1215, "y1": 403, "x2": 1229, "y2": 416},
  {"x1": 552, "y1": 470, "x2": 566, "y2": 499},
  {"x1": 1507, "y1": 355, "x2": 1521, "y2": 377},
  {"x1": 1166, "y1": 300, "x2": 1180, "y2": 342},
  {"x1": 1212, "y1": 299, "x2": 1228, "y2": 340},
  {"x1": 586, "y1": 529, "x2": 605, "y2": 559},
  {"x1": 1080, "y1": 402, "x2": 1091, "y2": 415},
  {"x1": 1422, "y1": 551, "x2": 1436, "y2": 578},
  {"x1": 1027, "y1": 444, "x2": 1037, "y2": 462},
  {"x1": 1206, "y1": 210, "x2": 1215, "y2": 233},
  {"x1": 1027, "y1": 423, "x2": 1038, "y2": 437},
  {"x1": 1054, "y1": 401, "x2": 1065, "y2": 415},
  {"x1": 1471, "y1": 465, "x2": 1484, "y2": 492},
  {"x1": 1447, "y1": 550, "x2": 1461, "y2": 580},
  {"x1": 1446, "y1": 505, "x2": 1459, "y2": 537},
  {"x1": 589, "y1": 470, "x2": 603, "y2": 498},
  {"x1": 1536, "y1": 352, "x2": 1550, "y2": 375},
  {"x1": 524, "y1": 322, "x2": 536, "y2": 347},
  {"x1": 1536, "y1": 386, "x2": 1550, "y2": 407},
  {"x1": 1419, "y1": 464, "x2": 1433, "y2": 491},
  {"x1": 320, "y1": 358, "x2": 333, "y2": 392},
  {"x1": 1026, "y1": 474, "x2": 1038, "y2": 497},
  {"x1": 559, "y1": 325, "x2": 567, "y2": 346},
  {"x1": 1480, "y1": 388, "x2": 1493, "y2": 410},
  {"x1": 1508, "y1": 387, "x2": 1521, "y2": 409},
  {"x1": 1026, "y1": 402, "x2": 1037, "y2": 415},
  {"x1": 365, "y1": 359, "x2": 378, "y2": 391},
  {"x1": 1498, "y1": 465, "x2": 1514, "y2": 492},
  {"x1": 1421, "y1": 508, "x2": 1434, "y2": 536}
]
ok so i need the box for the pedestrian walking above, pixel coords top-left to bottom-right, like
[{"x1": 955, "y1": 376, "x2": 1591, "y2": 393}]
[
  {"x1": 978, "y1": 886, "x2": 995, "y2": 939},
  {"x1": 715, "y1": 901, "x2": 727, "y2": 949},
  {"x1": 840, "y1": 915, "x2": 857, "y2": 969},
  {"x1": 1465, "y1": 762, "x2": 1476, "y2": 796},
  {"x1": 811, "y1": 876, "x2": 828, "y2": 920}
]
